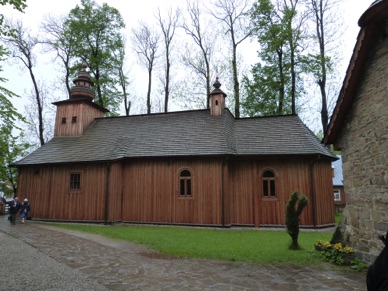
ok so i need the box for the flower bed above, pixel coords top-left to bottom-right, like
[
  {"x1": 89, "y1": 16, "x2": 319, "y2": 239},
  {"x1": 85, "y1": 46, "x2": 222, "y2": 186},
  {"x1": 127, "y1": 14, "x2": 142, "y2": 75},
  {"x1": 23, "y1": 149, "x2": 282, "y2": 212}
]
[{"x1": 314, "y1": 241, "x2": 356, "y2": 266}]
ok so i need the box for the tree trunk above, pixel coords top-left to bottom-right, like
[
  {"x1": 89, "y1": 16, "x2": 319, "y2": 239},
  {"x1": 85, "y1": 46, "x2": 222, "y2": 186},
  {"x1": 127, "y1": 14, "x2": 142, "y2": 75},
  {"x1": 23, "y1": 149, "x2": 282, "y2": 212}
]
[
  {"x1": 313, "y1": 0, "x2": 329, "y2": 134},
  {"x1": 290, "y1": 43, "x2": 296, "y2": 115},
  {"x1": 164, "y1": 55, "x2": 170, "y2": 113},
  {"x1": 232, "y1": 44, "x2": 240, "y2": 118},
  {"x1": 291, "y1": 234, "x2": 299, "y2": 250},
  {"x1": 147, "y1": 68, "x2": 152, "y2": 114},
  {"x1": 29, "y1": 66, "x2": 45, "y2": 146},
  {"x1": 277, "y1": 48, "x2": 285, "y2": 114}
]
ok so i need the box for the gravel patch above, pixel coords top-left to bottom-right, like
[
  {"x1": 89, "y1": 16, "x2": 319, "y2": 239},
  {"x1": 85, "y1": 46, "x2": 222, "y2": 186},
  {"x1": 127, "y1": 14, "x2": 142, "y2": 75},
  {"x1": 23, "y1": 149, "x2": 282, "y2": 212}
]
[{"x1": 0, "y1": 232, "x2": 109, "y2": 291}]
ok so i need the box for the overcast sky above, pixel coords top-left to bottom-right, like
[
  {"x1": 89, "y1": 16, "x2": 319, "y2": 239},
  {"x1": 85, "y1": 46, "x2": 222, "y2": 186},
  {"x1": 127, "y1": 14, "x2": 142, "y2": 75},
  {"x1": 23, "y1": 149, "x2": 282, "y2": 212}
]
[{"x1": 1, "y1": 0, "x2": 375, "y2": 131}]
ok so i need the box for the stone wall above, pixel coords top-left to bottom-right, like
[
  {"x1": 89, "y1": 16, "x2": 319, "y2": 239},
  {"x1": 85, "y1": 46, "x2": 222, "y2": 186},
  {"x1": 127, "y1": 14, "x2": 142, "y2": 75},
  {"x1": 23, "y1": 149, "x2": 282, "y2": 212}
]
[{"x1": 336, "y1": 21, "x2": 388, "y2": 263}]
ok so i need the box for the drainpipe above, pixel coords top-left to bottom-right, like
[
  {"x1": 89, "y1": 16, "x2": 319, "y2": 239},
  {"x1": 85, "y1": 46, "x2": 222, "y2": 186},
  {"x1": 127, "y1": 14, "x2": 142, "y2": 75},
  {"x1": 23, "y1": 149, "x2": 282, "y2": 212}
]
[
  {"x1": 310, "y1": 154, "x2": 321, "y2": 228},
  {"x1": 221, "y1": 157, "x2": 229, "y2": 228},
  {"x1": 104, "y1": 162, "x2": 111, "y2": 225}
]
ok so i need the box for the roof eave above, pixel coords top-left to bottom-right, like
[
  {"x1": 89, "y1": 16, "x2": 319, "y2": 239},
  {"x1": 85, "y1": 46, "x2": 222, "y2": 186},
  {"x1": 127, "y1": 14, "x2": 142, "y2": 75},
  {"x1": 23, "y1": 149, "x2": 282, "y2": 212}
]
[
  {"x1": 358, "y1": 0, "x2": 388, "y2": 27},
  {"x1": 325, "y1": 1, "x2": 388, "y2": 145},
  {"x1": 12, "y1": 152, "x2": 337, "y2": 167},
  {"x1": 52, "y1": 98, "x2": 110, "y2": 113},
  {"x1": 324, "y1": 25, "x2": 377, "y2": 145}
]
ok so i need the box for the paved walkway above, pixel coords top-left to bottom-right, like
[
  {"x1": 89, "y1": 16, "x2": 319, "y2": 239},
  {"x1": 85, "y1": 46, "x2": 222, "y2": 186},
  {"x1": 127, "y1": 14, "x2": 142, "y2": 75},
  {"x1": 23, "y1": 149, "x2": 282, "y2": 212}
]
[{"x1": 0, "y1": 215, "x2": 367, "y2": 290}]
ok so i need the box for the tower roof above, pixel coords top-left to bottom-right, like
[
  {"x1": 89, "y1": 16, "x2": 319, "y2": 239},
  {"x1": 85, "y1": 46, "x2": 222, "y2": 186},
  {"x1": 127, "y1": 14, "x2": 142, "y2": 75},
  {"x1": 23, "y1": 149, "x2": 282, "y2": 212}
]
[
  {"x1": 210, "y1": 77, "x2": 227, "y2": 97},
  {"x1": 70, "y1": 63, "x2": 95, "y2": 101}
]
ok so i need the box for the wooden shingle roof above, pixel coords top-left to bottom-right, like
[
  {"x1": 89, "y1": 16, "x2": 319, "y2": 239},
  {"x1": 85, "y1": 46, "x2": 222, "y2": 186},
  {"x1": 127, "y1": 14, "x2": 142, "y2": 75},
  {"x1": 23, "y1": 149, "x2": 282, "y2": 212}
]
[{"x1": 14, "y1": 109, "x2": 336, "y2": 166}]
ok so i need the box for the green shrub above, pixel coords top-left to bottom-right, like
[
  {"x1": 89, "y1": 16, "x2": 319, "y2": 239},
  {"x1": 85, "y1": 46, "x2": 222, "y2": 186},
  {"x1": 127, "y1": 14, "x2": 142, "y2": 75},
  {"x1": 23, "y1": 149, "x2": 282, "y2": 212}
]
[{"x1": 286, "y1": 191, "x2": 309, "y2": 250}]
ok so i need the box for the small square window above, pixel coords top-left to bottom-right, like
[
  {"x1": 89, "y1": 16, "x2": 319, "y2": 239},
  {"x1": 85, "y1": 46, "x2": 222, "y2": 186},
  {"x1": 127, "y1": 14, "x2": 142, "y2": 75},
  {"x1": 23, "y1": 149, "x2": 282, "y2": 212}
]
[
  {"x1": 61, "y1": 117, "x2": 66, "y2": 124},
  {"x1": 70, "y1": 173, "x2": 81, "y2": 190},
  {"x1": 72, "y1": 116, "x2": 77, "y2": 123}
]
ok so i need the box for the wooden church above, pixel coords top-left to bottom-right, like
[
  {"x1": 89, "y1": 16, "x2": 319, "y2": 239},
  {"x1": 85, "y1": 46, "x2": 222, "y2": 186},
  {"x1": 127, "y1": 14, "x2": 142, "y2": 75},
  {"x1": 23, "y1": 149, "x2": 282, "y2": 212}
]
[{"x1": 13, "y1": 65, "x2": 336, "y2": 228}]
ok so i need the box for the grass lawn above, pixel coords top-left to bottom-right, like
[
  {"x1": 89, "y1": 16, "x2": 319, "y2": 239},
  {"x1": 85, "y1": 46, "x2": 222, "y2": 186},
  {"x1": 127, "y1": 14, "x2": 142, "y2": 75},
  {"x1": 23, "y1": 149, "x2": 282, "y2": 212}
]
[
  {"x1": 49, "y1": 223, "x2": 332, "y2": 265},
  {"x1": 335, "y1": 213, "x2": 342, "y2": 225}
]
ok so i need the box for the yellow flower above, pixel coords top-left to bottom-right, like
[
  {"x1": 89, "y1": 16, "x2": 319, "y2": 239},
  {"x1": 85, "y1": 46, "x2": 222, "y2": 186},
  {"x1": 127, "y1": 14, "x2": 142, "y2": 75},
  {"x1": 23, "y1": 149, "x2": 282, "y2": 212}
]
[
  {"x1": 323, "y1": 241, "x2": 331, "y2": 249},
  {"x1": 334, "y1": 243, "x2": 343, "y2": 251},
  {"x1": 343, "y1": 246, "x2": 354, "y2": 254}
]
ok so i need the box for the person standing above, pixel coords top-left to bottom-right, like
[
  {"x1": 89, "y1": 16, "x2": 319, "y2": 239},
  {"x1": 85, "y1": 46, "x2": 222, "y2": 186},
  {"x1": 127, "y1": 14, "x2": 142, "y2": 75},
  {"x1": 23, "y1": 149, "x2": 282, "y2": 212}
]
[
  {"x1": 9, "y1": 196, "x2": 21, "y2": 225},
  {"x1": 19, "y1": 198, "x2": 31, "y2": 223},
  {"x1": 0, "y1": 195, "x2": 6, "y2": 215}
]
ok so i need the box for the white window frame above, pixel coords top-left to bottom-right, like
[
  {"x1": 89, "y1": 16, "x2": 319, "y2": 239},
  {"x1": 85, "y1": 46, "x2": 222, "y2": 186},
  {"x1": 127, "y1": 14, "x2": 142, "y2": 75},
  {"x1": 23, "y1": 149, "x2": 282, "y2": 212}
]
[{"x1": 334, "y1": 190, "x2": 341, "y2": 201}]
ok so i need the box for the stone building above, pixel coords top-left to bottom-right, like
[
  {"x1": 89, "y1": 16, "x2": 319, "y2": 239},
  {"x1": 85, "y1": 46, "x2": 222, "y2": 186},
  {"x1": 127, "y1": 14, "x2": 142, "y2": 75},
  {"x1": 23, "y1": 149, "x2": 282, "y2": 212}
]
[{"x1": 324, "y1": 0, "x2": 388, "y2": 263}]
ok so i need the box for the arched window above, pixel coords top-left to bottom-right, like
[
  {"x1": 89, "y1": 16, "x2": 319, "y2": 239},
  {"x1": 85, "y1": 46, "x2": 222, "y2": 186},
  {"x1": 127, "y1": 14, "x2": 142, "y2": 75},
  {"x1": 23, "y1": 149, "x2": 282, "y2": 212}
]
[
  {"x1": 262, "y1": 170, "x2": 276, "y2": 197},
  {"x1": 180, "y1": 169, "x2": 192, "y2": 197}
]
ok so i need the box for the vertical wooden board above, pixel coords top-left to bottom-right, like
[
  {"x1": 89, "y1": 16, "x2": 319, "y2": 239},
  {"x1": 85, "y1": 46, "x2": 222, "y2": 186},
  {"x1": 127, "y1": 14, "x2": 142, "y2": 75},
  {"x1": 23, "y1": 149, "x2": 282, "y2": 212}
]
[
  {"x1": 107, "y1": 162, "x2": 123, "y2": 222},
  {"x1": 19, "y1": 166, "x2": 52, "y2": 220},
  {"x1": 16, "y1": 155, "x2": 334, "y2": 226},
  {"x1": 223, "y1": 162, "x2": 232, "y2": 225},
  {"x1": 173, "y1": 159, "x2": 195, "y2": 224},
  {"x1": 121, "y1": 158, "x2": 224, "y2": 225},
  {"x1": 256, "y1": 158, "x2": 314, "y2": 226},
  {"x1": 17, "y1": 162, "x2": 114, "y2": 221},
  {"x1": 313, "y1": 160, "x2": 335, "y2": 225},
  {"x1": 122, "y1": 160, "x2": 149, "y2": 222},
  {"x1": 201, "y1": 159, "x2": 223, "y2": 225},
  {"x1": 24, "y1": 163, "x2": 108, "y2": 221},
  {"x1": 55, "y1": 103, "x2": 104, "y2": 137},
  {"x1": 230, "y1": 161, "x2": 255, "y2": 225}
]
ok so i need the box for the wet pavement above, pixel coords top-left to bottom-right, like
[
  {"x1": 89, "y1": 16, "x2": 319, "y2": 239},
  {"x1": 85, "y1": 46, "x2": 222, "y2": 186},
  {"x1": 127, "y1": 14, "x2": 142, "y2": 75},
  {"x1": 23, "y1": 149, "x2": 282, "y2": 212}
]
[{"x1": 0, "y1": 215, "x2": 367, "y2": 290}]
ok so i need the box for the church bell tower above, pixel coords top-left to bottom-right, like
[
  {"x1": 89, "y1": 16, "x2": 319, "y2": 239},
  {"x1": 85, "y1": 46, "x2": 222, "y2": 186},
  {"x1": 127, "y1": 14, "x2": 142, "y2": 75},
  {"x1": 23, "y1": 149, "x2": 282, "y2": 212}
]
[{"x1": 52, "y1": 64, "x2": 109, "y2": 137}]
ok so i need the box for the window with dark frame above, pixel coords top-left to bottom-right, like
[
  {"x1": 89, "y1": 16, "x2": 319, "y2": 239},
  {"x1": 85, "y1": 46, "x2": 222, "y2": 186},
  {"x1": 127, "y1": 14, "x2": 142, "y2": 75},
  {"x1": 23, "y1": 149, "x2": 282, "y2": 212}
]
[
  {"x1": 72, "y1": 116, "x2": 77, "y2": 123},
  {"x1": 179, "y1": 169, "x2": 192, "y2": 197},
  {"x1": 61, "y1": 117, "x2": 66, "y2": 124},
  {"x1": 70, "y1": 173, "x2": 81, "y2": 190},
  {"x1": 262, "y1": 170, "x2": 276, "y2": 197}
]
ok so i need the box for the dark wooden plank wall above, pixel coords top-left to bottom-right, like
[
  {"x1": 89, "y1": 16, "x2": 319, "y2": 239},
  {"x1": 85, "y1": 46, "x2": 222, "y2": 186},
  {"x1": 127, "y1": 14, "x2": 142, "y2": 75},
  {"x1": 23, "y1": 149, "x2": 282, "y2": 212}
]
[
  {"x1": 122, "y1": 158, "x2": 224, "y2": 225},
  {"x1": 17, "y1": 162, "x2": 121, "y2": 221}
]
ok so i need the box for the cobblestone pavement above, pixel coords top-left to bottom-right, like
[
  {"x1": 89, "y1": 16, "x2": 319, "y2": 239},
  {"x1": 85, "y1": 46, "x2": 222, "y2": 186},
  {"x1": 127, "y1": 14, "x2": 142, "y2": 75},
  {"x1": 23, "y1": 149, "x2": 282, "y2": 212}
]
[{"x1": 0, "y1": 215, "x2": 367, "y2": 290}]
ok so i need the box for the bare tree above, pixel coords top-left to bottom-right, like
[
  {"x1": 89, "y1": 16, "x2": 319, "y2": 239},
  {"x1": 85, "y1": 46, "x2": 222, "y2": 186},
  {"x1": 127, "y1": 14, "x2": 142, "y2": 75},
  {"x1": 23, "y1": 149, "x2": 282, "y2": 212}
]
[
  {"x1": 114, "y1": 36, "x2": 132, "y2": 116},
  {"x1": 181, "y1": 0, "x2": 215, "y2": 109},
  {"x1": 131, "y1": 21, "x2": 160, "y2": 114},
  {"x1": 23, "y1": 82, "x2": 55, "y2": 148},
  {"x1": 308, "y1": 0, "x2": 341, "y2": 133},
  {"x1": 156, "y1": 7, "x2": 180, "y2": 113},
  {"x1": 1, "y1": 20, "x2": 45, "y2": 146},
  {"x1": 208, "y1": 0, "x2": 252, "y2": 118},
  {"x1": 272, "y1": 0, "x2": 309, "y2": 115},
  {"x1": 40, "y1": 14, "x2": 76, "y2": 97}
]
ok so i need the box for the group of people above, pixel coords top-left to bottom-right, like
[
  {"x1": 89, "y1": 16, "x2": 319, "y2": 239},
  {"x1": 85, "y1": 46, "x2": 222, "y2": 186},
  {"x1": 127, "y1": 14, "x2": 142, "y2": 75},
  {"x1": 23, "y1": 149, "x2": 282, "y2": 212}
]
[{"x1": 7, "y1": 196, "x2": 31, "y2": 225}]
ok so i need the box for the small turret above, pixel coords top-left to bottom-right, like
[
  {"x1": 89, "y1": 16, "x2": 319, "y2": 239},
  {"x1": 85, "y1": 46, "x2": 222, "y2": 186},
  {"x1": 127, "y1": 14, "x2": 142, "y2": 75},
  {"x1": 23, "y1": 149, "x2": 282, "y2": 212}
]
[
  {"x1": 209, "y1": 77, "x2": 227, "y2": 116},
  {"x1": 70, "y1": 63, "x2": 95, "y2": 101}
]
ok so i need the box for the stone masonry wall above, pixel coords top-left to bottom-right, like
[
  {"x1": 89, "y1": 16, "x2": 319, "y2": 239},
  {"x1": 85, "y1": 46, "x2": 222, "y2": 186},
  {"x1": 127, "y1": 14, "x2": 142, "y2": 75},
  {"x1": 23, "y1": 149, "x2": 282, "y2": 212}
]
[{"x1": 336, "y1": 22, "x2": 388, "y2": 263}]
